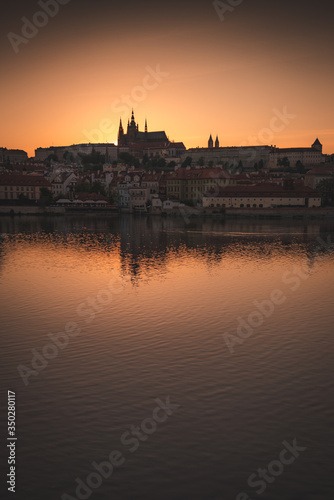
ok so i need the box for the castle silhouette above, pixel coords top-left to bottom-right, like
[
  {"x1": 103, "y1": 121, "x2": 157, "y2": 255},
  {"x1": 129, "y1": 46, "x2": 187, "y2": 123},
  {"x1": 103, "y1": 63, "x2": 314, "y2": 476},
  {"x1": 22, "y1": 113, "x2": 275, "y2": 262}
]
[{"x1": 118, "y1": 110, "x2": 168, "y2": 146}]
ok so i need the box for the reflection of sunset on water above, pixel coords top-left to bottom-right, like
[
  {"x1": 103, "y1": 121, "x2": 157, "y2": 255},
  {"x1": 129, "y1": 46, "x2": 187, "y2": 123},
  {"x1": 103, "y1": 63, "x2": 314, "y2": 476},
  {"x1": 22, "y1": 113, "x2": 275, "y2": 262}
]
[{"x1": 1, "y1": 215, "x2": 334, "y2": 499}]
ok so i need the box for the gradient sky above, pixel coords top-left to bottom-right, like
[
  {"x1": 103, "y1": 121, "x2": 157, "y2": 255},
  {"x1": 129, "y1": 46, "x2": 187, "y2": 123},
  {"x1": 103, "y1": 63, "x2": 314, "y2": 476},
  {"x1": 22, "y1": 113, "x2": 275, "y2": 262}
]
[{"x1": 0, "y1": 0, "x2": 333, "y2": 157}]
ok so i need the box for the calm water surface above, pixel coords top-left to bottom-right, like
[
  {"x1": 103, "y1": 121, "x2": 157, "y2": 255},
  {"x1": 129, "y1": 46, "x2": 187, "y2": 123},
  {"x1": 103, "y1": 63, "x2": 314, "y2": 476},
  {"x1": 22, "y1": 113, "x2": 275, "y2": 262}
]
[{"x1": 0, "y1": 215, "x2": 333, "y2": 500}]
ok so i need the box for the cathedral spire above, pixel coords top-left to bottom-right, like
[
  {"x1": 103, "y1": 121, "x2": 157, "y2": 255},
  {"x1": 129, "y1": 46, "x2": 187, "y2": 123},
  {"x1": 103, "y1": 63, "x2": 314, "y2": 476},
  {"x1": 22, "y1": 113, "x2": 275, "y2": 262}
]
[
  {"x1": 215, "y1": 135, "x2": 219, "y2": 148},
  {"x1": 208, "y1": 134, "x2": 213, "y2": 148},
  {"x1": 145, "y1": 118, "x2": 148, "y2": 133},
  {"x1": 130, "y1": 109, "x2": 135, "y2": 126},
  {"x1": 118, "y1": 118, "x2": 124, "y2": 145}
]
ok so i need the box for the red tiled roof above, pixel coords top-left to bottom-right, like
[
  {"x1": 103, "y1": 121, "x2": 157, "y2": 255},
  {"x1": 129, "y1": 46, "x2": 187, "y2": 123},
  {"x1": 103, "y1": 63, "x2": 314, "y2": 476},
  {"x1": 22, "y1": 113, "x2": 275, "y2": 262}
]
[
  {"x1": 0, "y1": 174, "x2": 51, "y2": 187},
  {"x1": 205, "y1": 183, "x2": 320, "y2": 198},
  {"x1": 167, "y1": 142, "x2": 186, "y2": 149},
  {"x1": 141, "y1": 172, "x2": 161, "y2": 182},
  {"x1": 2, "y1": 163, "x2": 45, "y2": 172},
  {"x1": 130, "y1": 141, "x2": 169, "y2": 150},
  {"x1": 169, "y1": 168, "x2": 233, "y2": 180},
  {"x1": 52, "y1": 172, "x2": 75, "y2": 184},
  {"x1": 306, "y1": 166, "x2": 334, "y2": 176}
]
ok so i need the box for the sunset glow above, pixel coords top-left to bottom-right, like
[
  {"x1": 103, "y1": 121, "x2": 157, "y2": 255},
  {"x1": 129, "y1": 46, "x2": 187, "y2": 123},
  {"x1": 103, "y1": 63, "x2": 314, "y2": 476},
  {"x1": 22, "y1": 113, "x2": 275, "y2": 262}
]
[{"x1": 1, "y1": 0, "x2": 333, "y2": 156}]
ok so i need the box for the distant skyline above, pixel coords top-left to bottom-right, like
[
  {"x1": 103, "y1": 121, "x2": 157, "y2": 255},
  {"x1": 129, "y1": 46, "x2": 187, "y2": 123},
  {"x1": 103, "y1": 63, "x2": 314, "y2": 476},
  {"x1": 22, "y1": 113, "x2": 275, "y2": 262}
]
[{"x1": 1, "y1": 0, "x2": 333, "y2": 157}]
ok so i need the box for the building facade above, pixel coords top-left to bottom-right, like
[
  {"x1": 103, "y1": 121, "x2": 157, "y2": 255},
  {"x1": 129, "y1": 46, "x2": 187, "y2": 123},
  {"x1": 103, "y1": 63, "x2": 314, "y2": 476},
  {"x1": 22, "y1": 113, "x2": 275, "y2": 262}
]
[
  {"x1": 269, "y1": 139, "x2": 324, "y2": 168},
  {"x1": 0, "y1": 174, "x2": 52, "y2": 201},
  {"x1": 35, "y1": 144, "x2": 117, "y2": 162},
  {"x1": 166, "y1": 168, "x2": 237, "y2": 204},
  {"x1": 304, "y1": 165, "x2": 334, "y2": 189},
  {"x1": 183, "y1": 145, "x2": 272, "y2": 168},
  {"x1": 0, "y1": 148, "x2": 28, "y2": 163},
  {"x1": 50, "y1": 172, "x2": 77, "y2": 198},
  {"x1": 203, "y1": 182, "x2": 321, "y2": 209}
]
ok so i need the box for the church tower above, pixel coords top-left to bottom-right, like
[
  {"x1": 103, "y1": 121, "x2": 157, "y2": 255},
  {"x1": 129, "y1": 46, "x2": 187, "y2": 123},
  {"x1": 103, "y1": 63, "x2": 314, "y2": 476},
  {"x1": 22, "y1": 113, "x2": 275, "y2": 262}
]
[
  {"x1": 127, "y1": 109, "x2": 138, "y2": 143},
  {"x1": 215, "y1": 136, "x2": 219, "y2": 148},
  {"x1": 208, "y1": 134, "x2": 213, "y2": 148},
  {"x1": 118, "y1": 119, "x2": 124, "y2": 146},
  {"x1": 312, "y1": 138, "x2": 322, "y2": 153}
]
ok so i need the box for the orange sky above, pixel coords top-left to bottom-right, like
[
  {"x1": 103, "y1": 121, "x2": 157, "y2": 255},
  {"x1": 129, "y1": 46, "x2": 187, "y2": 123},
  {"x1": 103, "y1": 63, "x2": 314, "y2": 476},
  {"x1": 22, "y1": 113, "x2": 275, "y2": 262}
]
[{"x1": 1, "y1": 0, "x2": 333, "y2": 157}]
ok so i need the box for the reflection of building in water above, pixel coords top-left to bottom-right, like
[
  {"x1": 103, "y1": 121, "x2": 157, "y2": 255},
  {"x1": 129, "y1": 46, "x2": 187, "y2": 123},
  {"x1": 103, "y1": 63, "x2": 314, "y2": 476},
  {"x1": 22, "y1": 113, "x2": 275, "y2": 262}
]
[
  {"x1": 118, "y1": 216, "x2": 171, "y2": 281},
  {"x1": 0, "y1": 215, "x2": 332, "y2": 281},
  {"x1": 117, "y1": 216, "x2": 232, "y2": 280},
  {"x1": 115, "y1": 216, "x2": 327, "y2": 281}
]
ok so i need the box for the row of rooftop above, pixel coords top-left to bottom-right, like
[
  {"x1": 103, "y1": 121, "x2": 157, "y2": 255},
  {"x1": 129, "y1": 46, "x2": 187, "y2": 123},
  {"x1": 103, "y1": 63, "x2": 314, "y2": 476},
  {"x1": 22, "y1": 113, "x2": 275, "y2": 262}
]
[{"x1": 1, "y1": 162, "x2": 333, "y2": 211}]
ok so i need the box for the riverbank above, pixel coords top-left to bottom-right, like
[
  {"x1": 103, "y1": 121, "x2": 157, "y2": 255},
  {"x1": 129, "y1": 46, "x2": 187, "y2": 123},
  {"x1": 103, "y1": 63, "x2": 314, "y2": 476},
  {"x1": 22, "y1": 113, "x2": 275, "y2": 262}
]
[
  {"x1": 1, "y1": 205, "x2": 334, "y2": 219},
  {"x1": 0, "y1": 206, "x2": 66, "y2": 216},
  {"x1": 223, "y1": 207, "x2": 334, "y2": 218}
]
